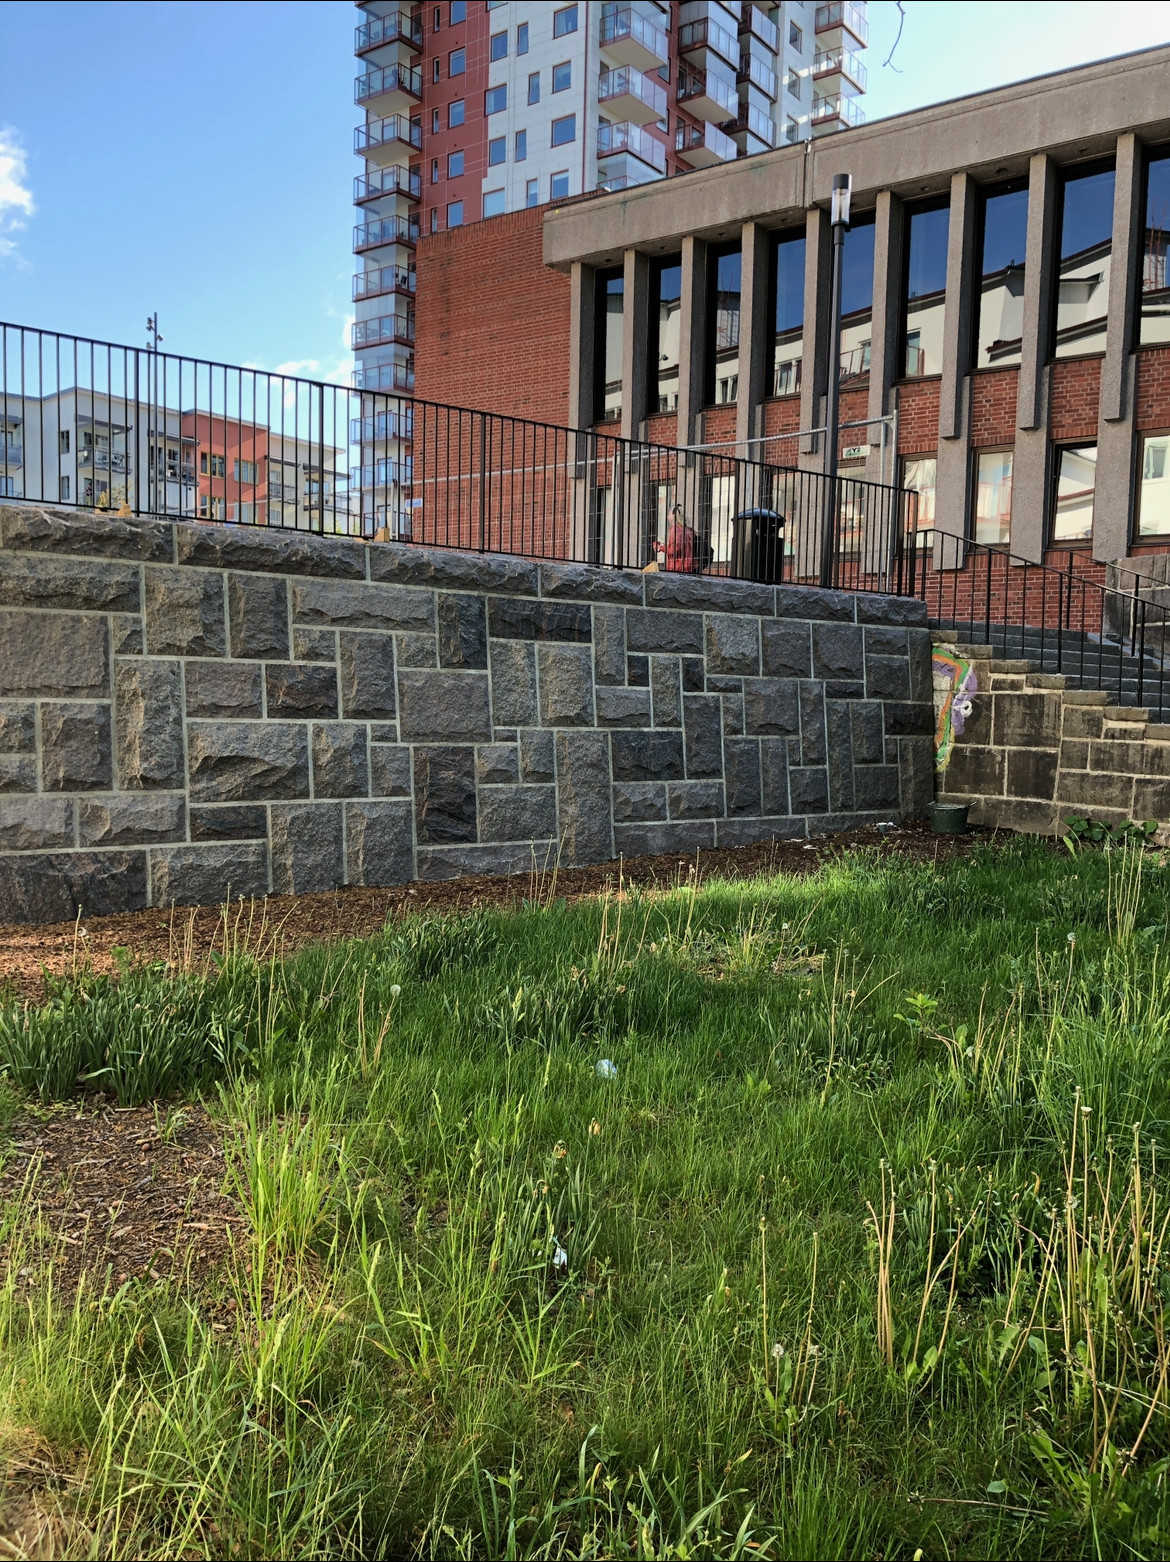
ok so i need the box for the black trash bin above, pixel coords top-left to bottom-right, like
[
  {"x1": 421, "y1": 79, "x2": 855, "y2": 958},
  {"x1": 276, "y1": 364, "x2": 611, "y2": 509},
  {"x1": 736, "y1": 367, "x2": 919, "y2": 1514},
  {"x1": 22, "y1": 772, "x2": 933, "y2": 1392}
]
[{"x1": 731, "y1": 508, "x2": 786, "y2": 583}]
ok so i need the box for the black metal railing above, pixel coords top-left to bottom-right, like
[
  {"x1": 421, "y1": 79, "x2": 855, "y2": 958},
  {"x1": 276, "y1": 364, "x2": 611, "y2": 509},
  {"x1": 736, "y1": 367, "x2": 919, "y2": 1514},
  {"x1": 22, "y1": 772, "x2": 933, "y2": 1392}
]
[{"x1": 0, "y1": 322, "x2": 921, "y2": 596}]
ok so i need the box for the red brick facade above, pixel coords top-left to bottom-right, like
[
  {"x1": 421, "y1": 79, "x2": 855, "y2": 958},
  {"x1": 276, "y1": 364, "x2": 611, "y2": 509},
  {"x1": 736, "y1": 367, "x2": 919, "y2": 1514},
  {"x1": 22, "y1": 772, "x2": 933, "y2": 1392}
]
[
  {"x1": 1137, "y1": 346, "x2": 1170, "y2": 431},
  {"x1": 1049, "y1": 357, "x2": 1103, "y2": 443},
  {"x1": 969, "y1": 368, "x2": 1019, "y2": 447},
  {"x1": 896, "y1": 379, "x2": 940, "y2": 455}
]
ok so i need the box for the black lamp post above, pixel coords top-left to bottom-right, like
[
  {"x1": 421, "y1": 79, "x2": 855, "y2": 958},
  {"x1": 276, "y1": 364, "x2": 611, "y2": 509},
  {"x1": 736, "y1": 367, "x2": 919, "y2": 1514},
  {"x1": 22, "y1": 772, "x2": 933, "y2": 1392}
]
[{"x1": 819, "y1": 172, "x2": 851, "y2": 589}]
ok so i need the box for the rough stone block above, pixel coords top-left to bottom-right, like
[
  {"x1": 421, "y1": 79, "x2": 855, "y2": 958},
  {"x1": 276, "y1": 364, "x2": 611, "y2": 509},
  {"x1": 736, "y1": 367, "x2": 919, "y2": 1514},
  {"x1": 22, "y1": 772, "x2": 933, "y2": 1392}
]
[
  {"x1": 864, "y1": 625, "x2": 909, "y2": 657},
  {"x1": 613, "y1": 820, "x2": 714, "y2": 856},
  {"x1": 556, "y1": 730, "x2": 613, "y2": 864},
  {"x1": 0, "y1": 552, "x2": 139, "y2": 616},
  {"x1": 399, "y1": 669, "x2": 491, "y2": 743},
  {"x1": 743, "y1": 678, "x2": 800, "y2": 736},
  {"x1": 149, "y1": 842, "x2": 269, "y2": 907},
  {"x1": 479, "y1": 784, "x2": 557, "y2": 842},
  {"x1": 717, "y1": 816, "x2": 807, "y2": 847},
  {"x1": 626, "y1": 608, "x2": 704, "y2": 655},
  {"x1": 1007, "y1": 747, "x2": 1058, "y2": 800},
  {"x1": 853, "y1": 764, "x2": 900, "y2": 811},
  {"x1": 969, "y1": 797, "x2": 1061, "y2": 833},
  {"x1": 944, "y1": 745, "x2": 1005, "y2": 797},
  {"x1": 0, "y1": 610, "x2": 108, "y2": 699},
  {"x1": 706, "y1": 614, "x2": 760, "y2": 675},
  {"x1": 339, "y1": 632, "x2": 396, "y2": 720},
  {"x1": 291, "y1": 578, "x2": 433, "y2": 633},
  {"x1": 706, "y1": 675, "x2": 742, "y2": 694},
  {"x1": 722, "y1": 692, "x2": 744, "y2": 736},
  {"x1": 396, "y1": 633, "x2": 438, "y2": 667},
  {"x1": 596, "y1": 686, "x2": 651, "y2": 727},
  {"x1": 651, "y1": 657, "x2": 681, "y2": 727},
  {"x1": 0, "y1": 796, "x2": 74, "y2": 851},
  {"x1": 438, "y1": 593, "x2": 488, "y2": 669},
  {"x1": 0, "y1": 703, "x2": 35, "y2": 753},
  {"x1": 312, "y1": 723, "x2": 368, "y2": 798},
  {"x1": 78, "y1": 793, "x2": 185, "y2": 846},
  {"x1": 270, "y1": 803, "x2": 344, "y2": 894},
  {"x1": 346, "y1": 800, "x2": 415, "y2": 885},
  {"x1": 799, "y1": 684, "x2": 827, "y2": 765},
  {"x1": 538, "y1": 644, "x2": 594, "y2": 727},
  {"x1": 724, "y1": 739, "x2": 761, "y2": 816},
  {"x1": 266, "y1": 663, "x2": 338, "y2": 719},
  {"x1": 681, "y1": 656, "x2": 704, "y2": 692},
  {"x1": 144, "y1": 567, "x2": 225, "y2": 657},
  {"x1": 187, "y1": 722, "x2": 309, "y2": 802},
  {"x1": 413, "y1": 745, "x2": 477, "y2": 844},
  {"x1": 112, "y1": 616, "x2": 143, "y2": 656},
  {"x1": 627, "y1": 654, "x2": 649, "y2": 685},
  {"x1": 228, "y1": 572, "x2": 289, "y2": 660},
  {"x1": 993, "y1": 692, "x2": 1060, "y2": 748},
  {"x1": 908, "y1": 629, "x2": 934, "y2": 704},
  {"x1": 488, "y1": 597, "x2": 591, "y2": 642},
  {"x1": 176, "y1": 522, "x2": 366, "y2": 580},
  {"x1": 775, "y1": 585, "x2": 854, "y2": 622},
  {"x1": 897, "y1": 737, "x2": 935, "y2": 819},
  {"x1": 293, "y1": 627, "x2": 337, "y2": 662},
  {"x1": 593, "y1": 604, "x2": 626, "y2": 686},
  {"x1": 762, "y1": 620, "x2": 812, "y2": 679},
  {"x1": 866, "y1": 655, "x2": 912, "y2": 702},
  {"x1": 826, "y1": 702, "x2": 855, "y2": 812},
  {"x1": 883, "y1": 702, "x2": 934, "y2": 736},
  {"x1": 0, "y1": 756, "x2": 36, "y2": 793},
  {"x1": 1060, "y1": 738, "x2": 1090, "y2": 771},
  {"x1": 611, "y1": 727, "x2": 685, "y2": 783},
  {"x1": 416, "y1": 841, "x2": 551, "y2": 881},
  {"x1": 1058, "y1": 769, "x2": 1136, "y2": 812},
  {"x1": 190, "y1": 805, "x2": 268, "y2": 841},
  {"x1": 490, "y1": 641, "x2": 537, "y2": 726},
  {"x1": 761, "y1": 739, "x2": 790, "y2": 814},
  {"x1": 1062, "y1": 704, "x2": 1104, "y2": 739},
  {"x1": 185, "y1": 660, "x2": 264, "y2": 720},
  {"x1": 856, "y1": 593, "x2": 927, "y2": 626},
  {"x1": 644, "y1": 572, "x2": 773, "y2": 616},
  {"x1": 41, "y1": 703, "x2": 112, "y2": 792},
  {"x1": 789, "y1": 767, "x2": 829, "y2": 814},
  {"x1": 370, "y1": 722, "x2": 398, "y2": 743},
  {"x1": 1133, "y1": 779, "x2": 1170, "y2": 820},
  {"x1": 474, "y1": 744, "x2": 517, "y2": 786},
  {"x1": 667, "y1": 780, "x2": 725, "y2": 819},
  {"x1": 370, "y1": 744, "x2": 412, "y2": 797},
  {"x1": 683, "y1": 695, "x2": 722, "y2": 779},
  {"x1": 369, "y1": 542, "x2": 538, "y2": 596},
  {"x1": 825, "y1": 679, "x2": 866, "y2": 701},
  {"x1": 812, "y1": 622, "x2": 863, "y2": 681},
  {"x1": 612, "y1": 781, "x2": 667, "y2": 822},
  {"x1": 539, "y1": 562, "x2": 642, "y2": 603},
  {"x1": 519, "y1": 727, "x2": 555, "y2": 783},
  {"x1": 115, "y1": 659, "x2": 184, "y2": 790},
  {"x1": 0, "y1": 850, "x2": 147, "y2": 925},
  {"x1": 2, "y1": 504, "x2": 173, "y2": 562}
]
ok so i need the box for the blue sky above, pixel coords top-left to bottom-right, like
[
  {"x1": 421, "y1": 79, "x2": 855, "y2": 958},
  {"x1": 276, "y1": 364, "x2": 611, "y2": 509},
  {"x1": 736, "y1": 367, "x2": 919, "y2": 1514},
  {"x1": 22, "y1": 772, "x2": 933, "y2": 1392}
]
[{"x1": 1, "y1": 0, "x2": 1168, "y2": 384}]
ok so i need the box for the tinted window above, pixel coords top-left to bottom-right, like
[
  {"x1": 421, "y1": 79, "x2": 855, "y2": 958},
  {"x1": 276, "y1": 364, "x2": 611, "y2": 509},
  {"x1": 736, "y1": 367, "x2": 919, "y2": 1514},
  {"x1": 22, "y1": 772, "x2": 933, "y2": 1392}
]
[
  {"x1": 553, "y1": 61, "x2": 571, "y2": 91},
  {"x1": 705, "y1": 245, "x2": 741, "y2": 406},
  {"x1": 840, "y1": 215, "x2": 875, "y2": 383},
  {"x1": 554, "y1": 5, "x2": 578, "y2": 36},
  {"x1": 1140, "y1": 150, "x2": 1170, "y2": 347},
  {"x1": 974, "y1": 183, "x2": 1027, "y2": 369},
  {"x1": 448, "y1": 99, "x2": 465, "y2": 127},
  {"x1": 1054, "y1": 166, "x2": 1114, "y2": 359},
  {"x1": 902, "y1": 203, "x2": 949, "y2": 378},
  {"x1": 490, "y1": 30, "x2": 507, "y2": 60},
  {"x1": 648, "y1": 255, "x2": 682, "y2": 415},
  {"x1": 771, "y1": 232, "x2": 805, "y2": 397},
  {"x1": 551, "y1": 115, "x2": 576, "y2": 147},
  {"x1": 595, "y1": 269, "x2": 624, "y2": 424}
]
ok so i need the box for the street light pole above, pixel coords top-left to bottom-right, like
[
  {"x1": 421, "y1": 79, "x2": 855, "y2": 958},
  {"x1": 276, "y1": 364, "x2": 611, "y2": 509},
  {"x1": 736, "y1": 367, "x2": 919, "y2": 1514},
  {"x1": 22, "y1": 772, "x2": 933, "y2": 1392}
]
[{"x1": 819, "y1": 173, "x2": 851, "y2": 589}]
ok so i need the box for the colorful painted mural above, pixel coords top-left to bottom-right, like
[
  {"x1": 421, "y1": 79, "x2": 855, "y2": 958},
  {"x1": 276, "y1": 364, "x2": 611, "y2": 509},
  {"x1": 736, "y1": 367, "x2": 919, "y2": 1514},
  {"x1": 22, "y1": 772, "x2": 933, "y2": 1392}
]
[{"x1": 932, "y1": 647, "x2": 978, "y2": 772}]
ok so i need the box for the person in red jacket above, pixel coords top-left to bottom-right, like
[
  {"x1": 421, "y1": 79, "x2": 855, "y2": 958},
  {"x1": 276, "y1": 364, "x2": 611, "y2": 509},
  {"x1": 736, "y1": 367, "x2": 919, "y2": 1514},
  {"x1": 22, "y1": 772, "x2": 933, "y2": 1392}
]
[{"x1": 663, "y1": 504, "x2": 698, "y2": 573}]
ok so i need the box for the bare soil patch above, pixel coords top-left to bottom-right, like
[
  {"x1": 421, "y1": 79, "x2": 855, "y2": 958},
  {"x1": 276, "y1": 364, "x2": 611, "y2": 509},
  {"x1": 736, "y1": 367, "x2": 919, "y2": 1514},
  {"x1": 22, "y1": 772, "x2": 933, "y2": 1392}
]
[{"x1": 0, "y1": 823, "x2": 997, "y2": 1004}]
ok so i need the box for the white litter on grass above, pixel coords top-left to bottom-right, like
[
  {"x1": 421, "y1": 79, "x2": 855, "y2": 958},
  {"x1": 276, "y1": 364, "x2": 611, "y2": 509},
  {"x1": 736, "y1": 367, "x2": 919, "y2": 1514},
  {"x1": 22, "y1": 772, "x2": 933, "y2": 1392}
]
[
  {"x1": 596, "y1": 1059, "x2": 618, "y2": 1080},
  {"x1": 552, "y1": 1240, "x2": 568, "y2": 1270}
]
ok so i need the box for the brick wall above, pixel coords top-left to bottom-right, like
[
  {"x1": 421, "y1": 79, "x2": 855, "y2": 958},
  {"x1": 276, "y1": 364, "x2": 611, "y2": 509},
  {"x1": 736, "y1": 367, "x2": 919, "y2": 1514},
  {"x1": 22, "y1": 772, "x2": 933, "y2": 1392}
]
[
  {"x1": 970, "y1": 368, "x2": 1019, "y2": 447},
  {"x1": 1137, "y1": 346, "x2": 1170, "y2": 431},
  {"x1": 895, "y1": 380, "x2": 940, "y2": 455},
  {"x1": 1049, "y1": 357, "x2": 1102, "y2": 443},
  {"x1": 0, "y1": 505, "x2": 936, "y2": 926},
  {"x1": 414, "y1": 206, "x2": 571, "y2": 425}
]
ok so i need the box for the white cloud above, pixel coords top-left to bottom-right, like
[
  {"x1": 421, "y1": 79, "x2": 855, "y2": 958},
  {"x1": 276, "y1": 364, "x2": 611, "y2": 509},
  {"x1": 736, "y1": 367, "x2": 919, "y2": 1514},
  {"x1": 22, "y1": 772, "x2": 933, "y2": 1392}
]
[{"x1": 0, "y1": 128, "x2": 34, "y2": 263}]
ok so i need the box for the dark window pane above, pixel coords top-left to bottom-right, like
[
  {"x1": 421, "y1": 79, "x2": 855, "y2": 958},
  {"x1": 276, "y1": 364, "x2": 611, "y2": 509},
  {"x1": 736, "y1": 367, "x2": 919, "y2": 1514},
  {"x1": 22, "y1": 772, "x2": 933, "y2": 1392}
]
[
  {"x1": 1140, "y1": 151, "x2": 1170, "y2": 347},
  {"x1": 706, "y1": 246, "x2": 741, "y2": 406},
  {"x1": 1054, "y1": 166, "x2": 1114, "y2": 359},
  {"x1": 840, "y1": 216, "x2": 874, "y2": 382},
  {"x1": 771, "y1": 233, "x2": 804, "y2": 397},
  {"x1": 902, "y1": 204, "x2": 948, "y2": 378},
  {"x1": 974, "y1": 184, "x2": 1027, "y2": 369},
  {"x1": 594, "y1": 270, "x2": 624, "y2": 424},
  {"x1": 648, "y1": 256, "x2": 682, "y2": 415}
]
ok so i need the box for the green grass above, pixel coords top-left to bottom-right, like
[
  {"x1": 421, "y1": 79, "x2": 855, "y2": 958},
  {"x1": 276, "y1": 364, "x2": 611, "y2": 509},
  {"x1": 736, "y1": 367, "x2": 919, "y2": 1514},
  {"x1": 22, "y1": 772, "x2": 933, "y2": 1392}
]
[{"x1": 3, "y1": 838, "x2": 1170, "y2": 1558}]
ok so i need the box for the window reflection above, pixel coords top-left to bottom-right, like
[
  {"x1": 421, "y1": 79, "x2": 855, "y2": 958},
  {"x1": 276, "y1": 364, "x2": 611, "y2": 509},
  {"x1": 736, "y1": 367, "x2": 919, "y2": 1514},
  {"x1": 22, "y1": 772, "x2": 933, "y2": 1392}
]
[
  {"x1": 900, "y1": 454, "x2": 936, "y2": 548},
  {"x1": 1140, "y1": 151, "x2": 1170, "y2": 347},
  {"x1": 648, "y1": 256, "x2": 681, "y2": 415},
  {"x1": 594, "y1": 269, "x2": 623, "y2": 424},
  {"x1": 770, "y1": 232, "x2": 805, "y2": 397},
  {"x1": 839, "y1": 215, "x2": 874, "y2": 384},
  {"x1": 1137, "y1": 433, "x2": 1170, "y2": 536},
  {"x1": 902, "y1": 204, "x2": 949, "y2": 377},
  {"x1": 1052, "y1": 444, "x2": 1097, "y2": 542},
  {"x1": 973, "y1": 449, "x2": 1013, "y2": 544},
  {"x1": 1054, "y1": 166, "x2": 1114, "y2": 359},
  {"x1": 706, "y1": 244, "x2": 741, "y2": 406},
  {"x1": 975, "y1": 183, "x2": 1027, "y2": 369}
]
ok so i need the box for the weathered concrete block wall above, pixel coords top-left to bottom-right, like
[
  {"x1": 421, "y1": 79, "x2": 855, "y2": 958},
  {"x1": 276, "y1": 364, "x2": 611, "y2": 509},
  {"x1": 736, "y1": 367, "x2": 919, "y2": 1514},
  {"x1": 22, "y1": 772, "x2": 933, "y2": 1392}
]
[
  {"x1": 0, "y1": 506, "x2": 934, "y2": 924},
  {"x1": 933, "y1": 639, "x2": 1170, "y2": 835}
]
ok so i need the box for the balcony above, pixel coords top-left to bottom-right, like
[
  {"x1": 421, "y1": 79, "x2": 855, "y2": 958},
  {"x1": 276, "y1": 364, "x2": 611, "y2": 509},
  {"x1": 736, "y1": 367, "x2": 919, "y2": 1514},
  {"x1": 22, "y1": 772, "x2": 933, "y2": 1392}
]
[
  {"x1": 352, "y1": 458, "x2": 413, "y2": 488},
  {"x1": 597, "y1": 65, "x2": 668, "y2": 126},
  {"x1": 730, "y1": 96, "x2": 776, "y2": 146},
  {"x1": 354, "y1": 10, "x2": 422, "y2": 54},
  {"x1": 354, "y1": 214, "x2": 419, "y2": 252},
  {"x1": 737, "y1": 51, "x2": 777, "y2": 99},
  {"x1": 354, "y1": 165, "x2": 421, "y2": 204},
  {"x1": 811, "y1": 92, "x2": 865, "y2": 131},
  {"x1": 596, "y1": 120, "x2": 667, "y2": 174},
  {"x1": 599, "y1": 4, "x2": 668, "y2": 71},
  {"x1": 1, "y1": 442, "x2": 22, "y2": 467},
  {"x1": 78, "y1": 447, "x2": 129, "y2": 473},
  {"x1": 354, "y1": 62, "x2": 422, "y2": 116},
  {"x1": 678, "y1": 16, "x2": 740, "y2": 72},
  {"x1": 677, "y1": 65, "x2": 739, "y2": 123},
  {"x1": 351, "y1": 409, "x2": 414, "y2": 443},
  {"x1": 355, "y1": 114, "x2": 422, "y2": 167},
  {"x1": 353, "y1": 362, "x2": 415, "y2": 392},
  {"x1": 812, "y1": 46, "x2": 867, "y2": 91},
  {"x1": 352, "y1": 312, "x2": 415, "y2": 349},
  {"x1": 739, "y1": 2, "x2": 779, "y2": 51},
  {"x1": 676, "y1": 119, "x2": 739, "y2": 168},
  {"x1": 353, "y1": 264, "x2": 416, "y2": 302},
  {"x1": 814, "y1": 1, "x2": 868, "y2": 46}
]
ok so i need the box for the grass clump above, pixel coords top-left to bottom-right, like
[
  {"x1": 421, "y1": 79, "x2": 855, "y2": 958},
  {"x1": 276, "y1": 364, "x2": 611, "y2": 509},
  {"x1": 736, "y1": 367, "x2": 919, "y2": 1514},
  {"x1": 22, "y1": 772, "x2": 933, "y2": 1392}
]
[{"x1": 2, "y1": 838, "x2": 1170, "y2": 1557}]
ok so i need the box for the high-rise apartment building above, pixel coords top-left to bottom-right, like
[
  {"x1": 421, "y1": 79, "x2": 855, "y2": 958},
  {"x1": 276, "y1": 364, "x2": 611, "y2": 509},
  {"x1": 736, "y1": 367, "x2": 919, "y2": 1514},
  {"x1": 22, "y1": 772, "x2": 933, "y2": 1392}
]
[{"x1": 351, "y1": 1, "x2": 869, "y2": 481}]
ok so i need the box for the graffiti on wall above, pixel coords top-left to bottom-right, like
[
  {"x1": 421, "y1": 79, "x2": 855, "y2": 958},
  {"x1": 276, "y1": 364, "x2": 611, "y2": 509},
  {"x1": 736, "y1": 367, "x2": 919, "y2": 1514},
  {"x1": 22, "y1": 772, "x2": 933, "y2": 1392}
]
[{"x1": 932, "y1": 647, "x2": 978, "y2": 772}]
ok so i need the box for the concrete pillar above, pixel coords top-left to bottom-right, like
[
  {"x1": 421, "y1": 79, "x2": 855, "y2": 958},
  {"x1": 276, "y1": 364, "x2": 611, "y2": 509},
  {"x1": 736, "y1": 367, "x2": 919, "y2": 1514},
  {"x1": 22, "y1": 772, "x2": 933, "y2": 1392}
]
[
  {"x1": 935, "y1": 173, "x2": 978, "y2": 547},
  {"x1": 568, "y1": 262, "x2": 596, "y2": 432},
  {"x1": 866, "y1": 189, "x2": 903, "y2": 488},
  {"x1": 1095, "y1": 132, "x2": 1143, "y2": 561},
  {"x1": 676, "y1": 236, "x2": 707, "y2": 449},
  {"x1": 620, "y1": 248, "x2": 650, "y2": 442},
  {"x1": 1012, "y1": 154, "x2": 1059, "y2": 562},
  {"x1": 799, "y1": 205, "x2": 831, "y2": 464},
  {"x1": 736, "y1": 221, "x2": 771, "y2": 457}
]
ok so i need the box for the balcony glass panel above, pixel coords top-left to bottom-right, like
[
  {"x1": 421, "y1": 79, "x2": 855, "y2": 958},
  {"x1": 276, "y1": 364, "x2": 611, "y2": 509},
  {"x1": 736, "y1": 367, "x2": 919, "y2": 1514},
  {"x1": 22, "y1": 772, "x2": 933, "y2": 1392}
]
[
  {"x1": 677, "y1": 66, "x2": 738, "y2": 120},
  {"x1": 354, "y1": 115, "x2": 422, "y2": 155},
  {"x1": 678, "y1": 16, "x2": 739, "y2": 68},
  {"x1": 354, "y1": 11, "x2": 422, "y2": 52},
  {"x1": 597, "y1": 121, "x2": 667, "y2": 173},
  {"x1": 814, "y1": 1, "x2": 869, "y2": 44},
  {"x1": 354, "y1": 63, "x2": 423, "y2": 107},
  {"x1": 812, "y1": 46, "x2": 867, "y2": 90},
  {"x1": 354, "y1": 215, "x2": 419, "y2": 250},
  {"x1": 811, "y1": 92, "x2": 864, "y2": 129},
  {"x1": 1054, "y1": 165, "x2": 1114, "y2": 359},
  {"x1": 353, "y1": 266, "x2": 416, "y2": 301},
  {"x1": 974, "y1": 181, "x2": 1027, "y2": 369},
  {"x1": 738, "y1": 52, "x2": 777, "y2": 99},
  {"x1": 1140, "y1": 150, "x2": 1170, "y2": 346},
  {"x1": 902, "y1": 203, "x2": 949, "y2": 378},
  {"x1": 597, "y1": 65, "x2": 667, "y2": 121},
  {"x1": 354, "y1": 167, "x2": 421, "y2": 202},
  {"x1": 599, "y1": 4, "x2": 668, "y2": 66},
  {"x1": 352, "y1": 314, "x2": 415, "y2": 348}
]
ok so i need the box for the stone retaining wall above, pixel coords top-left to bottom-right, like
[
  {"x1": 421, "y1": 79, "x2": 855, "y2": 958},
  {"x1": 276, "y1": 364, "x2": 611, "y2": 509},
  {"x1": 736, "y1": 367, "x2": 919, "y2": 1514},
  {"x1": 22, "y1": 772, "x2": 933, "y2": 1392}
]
[{"x1": 0, "y1": 505, "x2": 935, "y2": 924}]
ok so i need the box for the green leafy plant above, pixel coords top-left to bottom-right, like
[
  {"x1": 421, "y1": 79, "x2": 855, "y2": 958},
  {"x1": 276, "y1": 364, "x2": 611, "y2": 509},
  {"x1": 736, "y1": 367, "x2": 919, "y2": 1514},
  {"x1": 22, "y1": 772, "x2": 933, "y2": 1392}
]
[{"x1": 1063, "y1": 814, "x2": 1159, "y2": 851}]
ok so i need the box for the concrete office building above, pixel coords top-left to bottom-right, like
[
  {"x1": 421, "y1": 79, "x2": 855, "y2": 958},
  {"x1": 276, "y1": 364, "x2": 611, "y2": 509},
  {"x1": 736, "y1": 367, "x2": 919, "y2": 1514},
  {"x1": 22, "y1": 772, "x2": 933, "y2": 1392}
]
[{"x1": 414, "y1": 45, "x2": 1170, "y2": 577}]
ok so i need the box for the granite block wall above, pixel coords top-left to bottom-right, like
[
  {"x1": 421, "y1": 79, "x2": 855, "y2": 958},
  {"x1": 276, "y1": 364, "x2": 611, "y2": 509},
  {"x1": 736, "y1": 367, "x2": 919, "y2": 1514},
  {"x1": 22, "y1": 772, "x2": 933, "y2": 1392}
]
[{"x1": 0, "y1": 506, "x2": 935, "y2": 924}]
